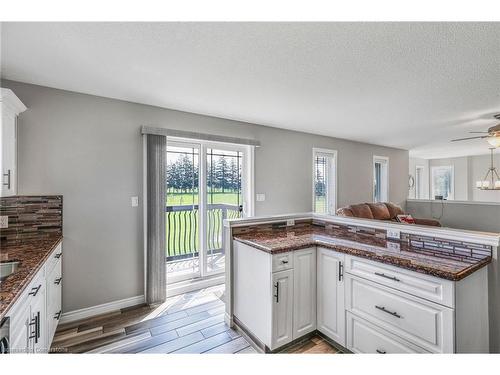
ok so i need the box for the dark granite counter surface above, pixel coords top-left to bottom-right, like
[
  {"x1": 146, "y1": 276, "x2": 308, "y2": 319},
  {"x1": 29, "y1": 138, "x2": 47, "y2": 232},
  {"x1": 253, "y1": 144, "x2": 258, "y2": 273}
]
[
  {"x1": 0, "y1": 236, "x2": 62, "y2": 319},
  {"x1": 233, "y1": 226, "x2": 491, "y2": 281}
]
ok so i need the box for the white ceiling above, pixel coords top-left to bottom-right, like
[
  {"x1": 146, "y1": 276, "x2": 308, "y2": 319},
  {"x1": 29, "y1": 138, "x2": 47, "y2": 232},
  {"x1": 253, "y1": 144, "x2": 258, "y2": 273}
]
[{"x1": 1, "y1": 22, "x2": 499, "y2": 159}]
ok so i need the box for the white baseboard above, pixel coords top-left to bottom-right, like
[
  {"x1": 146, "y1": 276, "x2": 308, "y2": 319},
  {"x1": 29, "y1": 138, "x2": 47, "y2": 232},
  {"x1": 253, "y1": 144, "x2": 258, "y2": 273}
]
[{"x1": 59, "y1": 295, "x2": 145, "y2": 324}]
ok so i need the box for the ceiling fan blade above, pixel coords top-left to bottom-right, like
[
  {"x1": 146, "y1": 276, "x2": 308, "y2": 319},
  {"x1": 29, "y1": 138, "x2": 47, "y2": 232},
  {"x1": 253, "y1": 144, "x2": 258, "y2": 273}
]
[
  {"x1": 451, "y1": 135, "x2": 489, "y2": 142},
  {"x1": 469, "y1": 131, "x2": 489, "y2": 134}
]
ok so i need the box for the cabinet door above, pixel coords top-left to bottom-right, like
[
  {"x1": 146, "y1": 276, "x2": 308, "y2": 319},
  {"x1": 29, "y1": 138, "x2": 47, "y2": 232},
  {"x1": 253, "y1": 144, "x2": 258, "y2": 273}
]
[
  {"x1": 293, "y1": 248, "x2": 316, "y2": 339},
  {"x1": 29, "y1": 282, "x2": 47, "y2": 353},
  {"x1": 9, "y1": 301, "x2": 31, "y2": 354},
  {"x1": 271, "y1": 269, "x2": 294, "y2": 350},
  {"x1": 1, "y1": 110, "x2": 17, "y2": 197},
  {"x1": 317, "y1": 247, "x2": 345, "y2": 346},
  {"x1": 46, "y1": 258, "x2": 62, "y2": 346}
]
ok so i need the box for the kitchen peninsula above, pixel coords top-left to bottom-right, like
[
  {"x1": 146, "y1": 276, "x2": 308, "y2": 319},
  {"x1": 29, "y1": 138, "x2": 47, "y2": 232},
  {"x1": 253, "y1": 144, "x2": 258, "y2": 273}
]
[{"x1": 223, "y1": 213, "x2": 500, "y2": 354}]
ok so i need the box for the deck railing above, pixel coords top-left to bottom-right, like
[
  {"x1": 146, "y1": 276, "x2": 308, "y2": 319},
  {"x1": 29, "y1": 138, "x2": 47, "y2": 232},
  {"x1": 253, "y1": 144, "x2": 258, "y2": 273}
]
[{"x1": 166, "y1": 203, "x2": 241, "y2": 261}]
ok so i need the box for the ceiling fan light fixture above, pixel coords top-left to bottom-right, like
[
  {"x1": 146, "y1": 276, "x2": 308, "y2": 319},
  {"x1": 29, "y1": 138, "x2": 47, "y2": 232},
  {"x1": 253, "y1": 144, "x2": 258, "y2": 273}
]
[
  {"x1": 487, "y1": 136, "x2": 500, "y2": 148},
  {"x1": 476, "y1": 148, "x2": 500, "y2": 191}
]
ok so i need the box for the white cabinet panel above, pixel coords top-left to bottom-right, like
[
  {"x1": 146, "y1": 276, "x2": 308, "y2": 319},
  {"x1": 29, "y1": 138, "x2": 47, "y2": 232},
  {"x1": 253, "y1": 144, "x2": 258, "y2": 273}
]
[
  {"x1": 293, "y1": 248, "x2": 316, "y2": 339},
  {"x1": 317, "y1": 247, "x2": 345, "y2": 346},
  {"x1": 347, "y1": 312, "x2": 428, "y2": 353},
  {"x1": 345, "y1": 255, "x2": 454, "y2": 307},
  {"x1": 346, "y1": 274, "x2": 454, "y2": 353},
  {"x1": 271, "y1": 269, "x2": 294, "y2": 350}
]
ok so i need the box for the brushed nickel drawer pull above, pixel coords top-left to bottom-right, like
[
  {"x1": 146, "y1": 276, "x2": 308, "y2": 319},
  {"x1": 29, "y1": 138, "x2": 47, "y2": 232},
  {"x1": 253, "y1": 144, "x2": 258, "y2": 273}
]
[
  {"x1": 54, "y1": 253, "x2": 62, "y2": 259},
  {"x1": 376, "y1": 349, "x2": 387, "y2": 354},
  {"x1": 54, "y1": 277, "x2": 62, "y2": 285},
  {"x1": 3, "y1": 170, "x2": 11, "y2": 189},
  {"x1": 375, "y1": 305, "x2": 401, "y2": 318},
  {"x1": 281, "y1": 259, "x2": 288, "y2": 264},
  {"x1": 374, "y1": 272, "x2": 400, "y2": 282}
]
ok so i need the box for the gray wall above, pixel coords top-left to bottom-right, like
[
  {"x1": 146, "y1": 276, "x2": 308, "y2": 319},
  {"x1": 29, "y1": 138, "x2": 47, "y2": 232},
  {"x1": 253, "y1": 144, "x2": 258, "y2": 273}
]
[
  {"x1": 3, "y1": 80, "x2": 409, "y2": 312},
  {"x1": 408, "y1": 157, "x2": 429, "y2": 199}
]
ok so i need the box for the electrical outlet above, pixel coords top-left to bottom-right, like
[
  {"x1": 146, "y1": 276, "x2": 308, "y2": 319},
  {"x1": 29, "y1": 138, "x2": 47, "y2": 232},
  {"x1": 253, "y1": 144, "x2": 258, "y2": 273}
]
[
  {"x1": 0, "y1": 216, "x2": 8, "y2": 229},
  {"x1": 286, "y1": 219, "x2": 295, "y2": 226},
  {"x1": 386, "y1": 241, "x2": 401, "y2": 252},
  {"x1": 256, "y1": 193, "x2": 266, "y2": 202},
  {"x1": 131, "y1": 196, "x2": 139, "y2": 207},
  {"x1": 386, "y1": 228, "x2": 401, "y2": 240}
]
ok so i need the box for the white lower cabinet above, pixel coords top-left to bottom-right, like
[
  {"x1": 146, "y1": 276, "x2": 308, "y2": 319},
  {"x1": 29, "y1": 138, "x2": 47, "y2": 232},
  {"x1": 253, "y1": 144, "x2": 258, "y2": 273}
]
[
  {"x1": 292, "y1": 248, "x2": 316, "y2": 339},
  {"x1": 5, "y1": 242, "x2": 63, "y2": 353},
  {"x1": 271, "y1": 269, "x2": 294, "y2": 349},
  {"x1": 346, "y1": 312, "x2": 428, "y2": 353},
  {"x1": 317, "y1": 247, "x2": 345, "y2": 347},
  {"x1": 232, "y1": 241, "x2": 489, "y2": 353}
]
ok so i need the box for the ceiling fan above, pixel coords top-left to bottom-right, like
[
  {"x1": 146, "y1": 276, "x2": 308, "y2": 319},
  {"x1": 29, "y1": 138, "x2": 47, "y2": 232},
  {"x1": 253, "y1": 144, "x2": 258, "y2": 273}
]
[{"x1": 451, "y1": 114, "x2": 500, "y2": 147}]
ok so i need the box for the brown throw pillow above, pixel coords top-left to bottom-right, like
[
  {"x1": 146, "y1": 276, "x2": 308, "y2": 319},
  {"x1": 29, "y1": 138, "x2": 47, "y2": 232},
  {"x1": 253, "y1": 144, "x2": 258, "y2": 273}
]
[
  {"x1": 336, "y1": 207, "x2": 354, "y2": 217},
  {"x1": 349, "y1": 204, "x2": 374, "y2": 219},
  {"x1": 385, "y1": 202, "x2": 405, "y2": 219},
  {"x1": 367, "y1": 203, "x2": 391, "y2": 220}
]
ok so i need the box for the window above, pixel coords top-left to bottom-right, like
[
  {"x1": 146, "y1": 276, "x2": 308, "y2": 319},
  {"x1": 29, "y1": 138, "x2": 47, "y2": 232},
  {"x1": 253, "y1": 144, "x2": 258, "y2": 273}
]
[
  {"x1": 373, "y1": 156, "x2": 389, "y2": 202},
  {"x1": 313, "y1": 148, "x2": 337, "y2": 215},
  {"x1": 431, "y1": 166, "x2": 454, "y2": 200},
  {"x1": 415, "y1": 166, "x2": 425, "y2": 199}
]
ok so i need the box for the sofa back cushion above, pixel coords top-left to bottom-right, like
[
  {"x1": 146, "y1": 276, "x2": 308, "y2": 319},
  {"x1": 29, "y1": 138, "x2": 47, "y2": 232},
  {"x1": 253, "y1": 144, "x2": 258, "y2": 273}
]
[
  {"x1": 385, "y1": 202, "x2": 405, "y2": 219},
  {"x1": 367, "y1": 203, "x2": 391, "y2": 220},
  {"x1": 349, "y1": 203, "x2": 374, "y2": 219}
]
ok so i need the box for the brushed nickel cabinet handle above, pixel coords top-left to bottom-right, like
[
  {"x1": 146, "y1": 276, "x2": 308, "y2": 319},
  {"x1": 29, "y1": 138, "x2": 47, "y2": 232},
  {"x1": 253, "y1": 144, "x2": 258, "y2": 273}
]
[
  {"x1": 29, "y1": 284, "x2": 41, "y2": 297},
  {"x1": 376, "y1": 349, "x2": 387, "y2": 354},
  {"x1": 274, "y1": 282, "x2": 279, "y2": 303},
  {"x1": 374, "y1": 272, "x2": 400, "y2": 282},
  {"x1": 54, "y1": 277, "x2": 62, "y2": 285},
  {"x1": 3, "y1": 170, "x2": 11, "y2": 189},
  {"x1": 375, "y1": 305, "x2": 401, "y2": 319}
]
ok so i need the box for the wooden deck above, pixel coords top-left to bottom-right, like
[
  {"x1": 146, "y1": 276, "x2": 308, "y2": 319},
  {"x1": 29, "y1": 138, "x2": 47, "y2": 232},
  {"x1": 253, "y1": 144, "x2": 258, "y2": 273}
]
[{"x1": 51, "y1": 284, "x2": 338, "y2": 354}]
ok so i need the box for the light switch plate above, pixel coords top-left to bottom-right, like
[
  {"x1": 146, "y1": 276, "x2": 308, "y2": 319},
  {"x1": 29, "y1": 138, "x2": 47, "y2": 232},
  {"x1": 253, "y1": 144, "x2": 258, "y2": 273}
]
[
  {"x1": 286, "y1": 219, "x2": 295, "y2": 226},
  {"x1": 256, "y1": 193, "x2": 266, "y2": 202},
  {"x1": 131, "y1": 196, "x2": 139, "y2": 207},
  {"x1": 386, "y1": 241, "x2": 401, "y2": 251},
  {"x1": 0, "y1": 216, "x2": 8, "y2": 229},
  {"x1": 386, "y1": 228, "x2": 401, "y2": 240}
]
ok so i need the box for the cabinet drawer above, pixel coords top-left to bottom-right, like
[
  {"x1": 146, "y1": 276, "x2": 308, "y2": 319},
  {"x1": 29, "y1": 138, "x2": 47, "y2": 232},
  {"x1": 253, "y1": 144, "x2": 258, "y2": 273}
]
[
  {"x1": 272, "y1": 252, "x2": 294, "y2": 272},
  {"x1": 45, "y1": 242, "x2": 62, "y2": 275},
  {"x1": 346, "y1": 274, "x2": 454, "y2": 353},
  {"x1": 344, "y1": 255, "x2": 454, "y2": 307},
  {"x1": 347, "y1": 312, "x2": 428, "y2": 353}
]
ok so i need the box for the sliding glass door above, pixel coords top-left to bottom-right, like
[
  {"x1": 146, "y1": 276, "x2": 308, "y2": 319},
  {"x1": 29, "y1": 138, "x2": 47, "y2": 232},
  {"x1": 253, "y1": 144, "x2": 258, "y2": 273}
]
[{"x1": 166, "y1": 141, "x2": 248, "y2": 283}]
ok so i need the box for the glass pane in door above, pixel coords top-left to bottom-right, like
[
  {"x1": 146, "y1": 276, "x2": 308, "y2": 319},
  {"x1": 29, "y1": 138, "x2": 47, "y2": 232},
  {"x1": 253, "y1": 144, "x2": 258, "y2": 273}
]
[
  {"x1": 166, "y1": 144, "x2": 200, "y2": 282},
  {"x1": 206, "y1": 148, "x2": 243, "y2": 274}
]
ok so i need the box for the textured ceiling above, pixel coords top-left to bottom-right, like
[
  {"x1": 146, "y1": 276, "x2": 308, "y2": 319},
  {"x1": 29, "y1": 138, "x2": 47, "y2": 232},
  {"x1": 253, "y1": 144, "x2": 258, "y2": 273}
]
[{"x1": 1, "y1": 22, "x2": 499, "y2": 159}]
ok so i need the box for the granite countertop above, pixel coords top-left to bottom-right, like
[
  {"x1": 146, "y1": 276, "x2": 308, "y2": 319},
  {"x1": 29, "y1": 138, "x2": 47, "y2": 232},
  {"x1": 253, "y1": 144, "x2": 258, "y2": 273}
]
[
  {"x1": 233, "y1": 227, "x2": 491, "y2": 281},
  {"x1": 0, "y1": 236, "x2": 63, "y2": 319}
]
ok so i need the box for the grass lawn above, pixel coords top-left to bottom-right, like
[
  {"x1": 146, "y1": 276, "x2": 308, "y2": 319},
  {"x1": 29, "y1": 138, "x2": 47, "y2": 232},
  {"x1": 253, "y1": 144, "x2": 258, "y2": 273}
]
[{"x1": 167, "y1": 191, "x2": 242, "y2": 206}]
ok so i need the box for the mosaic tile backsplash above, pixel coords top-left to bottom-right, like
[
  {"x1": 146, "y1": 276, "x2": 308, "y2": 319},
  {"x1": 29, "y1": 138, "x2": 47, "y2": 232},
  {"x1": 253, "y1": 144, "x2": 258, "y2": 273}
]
[{"x1": 0, "y1": 195, "x2": 63, "y2": 242}]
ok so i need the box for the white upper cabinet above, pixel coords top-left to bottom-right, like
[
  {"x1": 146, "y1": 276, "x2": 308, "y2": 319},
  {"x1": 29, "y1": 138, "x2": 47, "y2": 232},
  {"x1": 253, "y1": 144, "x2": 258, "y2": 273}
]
[{"x1": 1, "y1": 88, "x2": 27, "y2": 197}]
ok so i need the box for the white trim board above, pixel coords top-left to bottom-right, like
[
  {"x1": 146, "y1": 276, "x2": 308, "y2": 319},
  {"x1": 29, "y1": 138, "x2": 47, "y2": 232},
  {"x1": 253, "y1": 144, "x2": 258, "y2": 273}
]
[{"x1": 59, "y1": 295, "x2": 145, "y2": 324}]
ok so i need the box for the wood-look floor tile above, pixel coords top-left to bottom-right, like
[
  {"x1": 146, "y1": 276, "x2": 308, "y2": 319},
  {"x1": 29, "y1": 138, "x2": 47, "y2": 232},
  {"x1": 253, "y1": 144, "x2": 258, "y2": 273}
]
[
  {"x1": 236, "y1": 345, "x2": 259, "y2": 354},
  {"x1": 87, "y1": 331, "x2": 152, "y2": 354},
  {"x1": 111, "y1": 330, "x2": 180, "y2": 354},
  {"x1": 148, "y1": 310, "x2": 212, "y2": 336},
  {"x1": 124, "y1": 310, "x2": 188, "y2": 335},
  {"x1": 205, "y1": 337, "x2": 251, "y2": 354},
  {"x1": 139, "y1": 331, "x2": 205, "y2": 354},
  {"x1": 200, "y1": 322, "x2": 239, "y2": 339},
  {"x1": 172, "y1": 331, "x2": 233, "y2": 354},
  {"x1": 184, "y1": 299, "x2": 224, "y2": 316},
  {"x1": 175, "y1": 314, "x2": 225, "y2": 337}
]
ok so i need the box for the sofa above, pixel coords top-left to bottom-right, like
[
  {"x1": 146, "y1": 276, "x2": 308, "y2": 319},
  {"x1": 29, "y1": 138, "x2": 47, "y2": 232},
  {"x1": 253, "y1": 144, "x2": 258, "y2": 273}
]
[{"x1": 336, "y1": 202, "x2": 441, "y2": 227}]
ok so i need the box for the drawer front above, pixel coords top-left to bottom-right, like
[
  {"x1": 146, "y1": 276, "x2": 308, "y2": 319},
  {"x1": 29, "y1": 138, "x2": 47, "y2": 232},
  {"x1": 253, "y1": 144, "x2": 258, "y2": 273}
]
[
  {"x1": 347, "y1": 312, "x2": 428, "y2": 353},
  {"x1": 45, "y1": 242, "x2": 63, "y2": 275},
  {"x1": 272, "y1": 252, "x2": 294, "y2": 272},
  {"x1": 346, "y1": 274, "x2": 454, "y2": 353},
  {"x1": 345, "y1": 255, "x2": 454, "y2": 308}
]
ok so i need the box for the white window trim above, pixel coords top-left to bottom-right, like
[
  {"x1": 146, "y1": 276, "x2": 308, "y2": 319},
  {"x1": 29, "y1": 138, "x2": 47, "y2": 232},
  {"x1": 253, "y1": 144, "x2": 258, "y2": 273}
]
[
  {"x1": 415, "y1": 165, "x2": 425, "y2": 199},
  {"x1": 373, "y1": 155, "x2": 389, "y2": 202},
  {"x1": 431, "y1": 165, "x2": 455, "y2": 200},
  {"x1": 312, "y1": 148, "x2": 338, "y2": 215}
]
